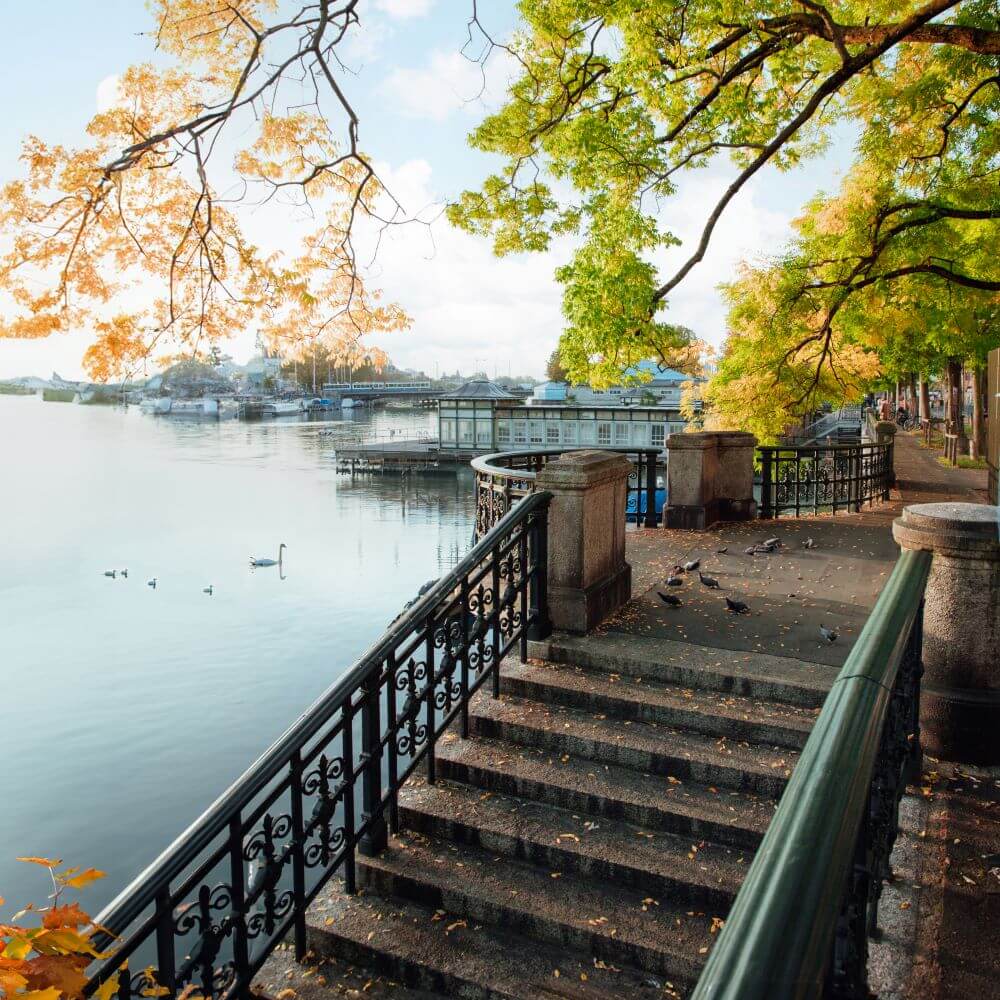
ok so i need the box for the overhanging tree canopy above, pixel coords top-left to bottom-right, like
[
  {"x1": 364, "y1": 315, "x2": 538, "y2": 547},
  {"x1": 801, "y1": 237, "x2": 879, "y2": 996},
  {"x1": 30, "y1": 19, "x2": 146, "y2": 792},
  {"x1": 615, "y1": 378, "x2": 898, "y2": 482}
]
[
  {"x1": 450, "y1": 0, "x2": 1000, "y2": 388},
  {"x1": 0, "y1": 1, "x2": 408, "y2": 381}
]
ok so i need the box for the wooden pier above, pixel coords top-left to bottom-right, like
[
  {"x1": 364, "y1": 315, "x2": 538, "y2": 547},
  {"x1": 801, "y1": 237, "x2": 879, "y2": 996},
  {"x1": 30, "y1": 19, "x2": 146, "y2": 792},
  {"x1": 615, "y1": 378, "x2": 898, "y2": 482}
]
[{"x1": 334, "y1": 438, "x2": 479, "y2": 475}]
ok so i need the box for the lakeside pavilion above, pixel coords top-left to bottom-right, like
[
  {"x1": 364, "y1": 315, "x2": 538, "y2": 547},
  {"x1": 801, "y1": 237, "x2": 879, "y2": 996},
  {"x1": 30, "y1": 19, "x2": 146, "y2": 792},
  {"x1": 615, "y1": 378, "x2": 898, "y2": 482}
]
[{"x1": 437, "y1": 377, "x2": 697, "y2": 455}]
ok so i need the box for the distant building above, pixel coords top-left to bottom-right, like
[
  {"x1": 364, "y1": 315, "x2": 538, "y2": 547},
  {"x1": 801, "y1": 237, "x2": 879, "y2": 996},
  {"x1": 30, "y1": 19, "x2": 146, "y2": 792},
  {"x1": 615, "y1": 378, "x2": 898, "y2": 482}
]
[
  {"x1": 243, "y1": 356, "x2": 283, "y2": 391},
  {"x1": 436, "y1": 376, "x2": 695, "y2": 455},
  {"x1": 530, "y1": 361, "x2": 702, "y2": 410},
  {"x1": 437, "y1": 379, "x2": 519, "y2": 451}
]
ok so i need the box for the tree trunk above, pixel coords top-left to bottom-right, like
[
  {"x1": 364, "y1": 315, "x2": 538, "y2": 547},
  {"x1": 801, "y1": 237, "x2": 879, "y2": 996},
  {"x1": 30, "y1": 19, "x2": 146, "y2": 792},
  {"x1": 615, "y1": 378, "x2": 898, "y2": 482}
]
[
  {"x1": 948, "y1": 359, "x2": 969, "y2": 453},
  {"x1": 972, "y1": 367, "x2": 986, "y2": 459},
  {"x1": 908, "y1": 372, "x2": 918, "y2": 416},
  {"x1": 919, "y1": 379, "x2": 930, "y2": 424}
]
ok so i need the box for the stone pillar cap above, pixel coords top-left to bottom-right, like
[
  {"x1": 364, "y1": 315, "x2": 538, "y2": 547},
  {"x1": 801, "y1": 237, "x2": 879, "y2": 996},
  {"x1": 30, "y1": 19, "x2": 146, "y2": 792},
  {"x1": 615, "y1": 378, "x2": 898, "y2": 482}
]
[
  {"x1": 713, "y1": 431, "x2": 757, "y2": 445},
  {"x1": 666, "y1": 432, "x2": 719, "y2": 450},
  {"x1": 535, "y1": 449, "x2": 632, "y2": 489},
  {"x1": 893, "y1": 502, "x2": 1000, "y2": 557}
]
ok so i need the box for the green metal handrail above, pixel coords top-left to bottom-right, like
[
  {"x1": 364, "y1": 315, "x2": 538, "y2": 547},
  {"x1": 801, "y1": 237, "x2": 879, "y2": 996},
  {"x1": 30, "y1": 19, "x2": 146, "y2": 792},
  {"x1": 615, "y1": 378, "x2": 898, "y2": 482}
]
[{"x1": 691, "y1": 547, "x2": 932, "y2": 999}]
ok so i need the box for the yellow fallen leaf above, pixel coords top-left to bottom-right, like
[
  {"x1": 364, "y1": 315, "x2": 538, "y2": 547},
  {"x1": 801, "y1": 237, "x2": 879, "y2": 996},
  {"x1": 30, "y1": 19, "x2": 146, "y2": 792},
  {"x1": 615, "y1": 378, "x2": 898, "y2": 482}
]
[{"x1": 64, "y1": 868, "x2": 106, "y2": 890}]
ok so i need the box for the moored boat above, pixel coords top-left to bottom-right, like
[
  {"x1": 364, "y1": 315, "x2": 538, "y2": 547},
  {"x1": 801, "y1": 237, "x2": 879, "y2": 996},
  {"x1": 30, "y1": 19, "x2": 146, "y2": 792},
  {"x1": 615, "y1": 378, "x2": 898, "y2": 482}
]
[{"x1": 262, "y1": 399, "x2": 305, "y2": 417}]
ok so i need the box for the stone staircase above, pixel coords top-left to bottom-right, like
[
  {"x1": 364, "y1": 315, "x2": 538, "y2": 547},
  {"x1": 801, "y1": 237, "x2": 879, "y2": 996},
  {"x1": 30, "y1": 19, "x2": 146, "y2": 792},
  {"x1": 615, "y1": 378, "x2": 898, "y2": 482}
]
[{"x1": 268, "y1": 634, "x2": 835, "y2": 999}]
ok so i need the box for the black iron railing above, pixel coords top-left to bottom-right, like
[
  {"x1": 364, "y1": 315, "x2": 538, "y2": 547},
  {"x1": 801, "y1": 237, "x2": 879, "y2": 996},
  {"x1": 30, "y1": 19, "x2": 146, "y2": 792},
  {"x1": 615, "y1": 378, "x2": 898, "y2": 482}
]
[
  {"x1": 758, "y1": 441, "x2": 893, "y2": 518},
  {"x1": 84, "y1": 492, "x2": 552, "y2": 1000},
  {"x1": 472, "y1": 447, "x2": 662, "y2": 537},
  {"x1": 691, "y1": 548, "x2": 931, "y2": 999}
]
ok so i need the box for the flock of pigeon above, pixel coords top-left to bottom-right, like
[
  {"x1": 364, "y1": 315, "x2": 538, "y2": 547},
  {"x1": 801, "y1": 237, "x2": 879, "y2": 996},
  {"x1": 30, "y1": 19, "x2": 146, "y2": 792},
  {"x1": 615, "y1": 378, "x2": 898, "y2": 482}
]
[
  {"x1": 655, "y1": 535, "x2": 840, "y2": 645},
  {"x1": 100, "y1": 545, "x2": 286, "y2": 597}
]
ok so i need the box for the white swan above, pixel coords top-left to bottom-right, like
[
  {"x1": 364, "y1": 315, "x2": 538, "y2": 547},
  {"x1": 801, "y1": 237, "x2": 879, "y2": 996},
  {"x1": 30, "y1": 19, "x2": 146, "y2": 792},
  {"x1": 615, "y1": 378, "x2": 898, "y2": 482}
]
[{"x1": 250, "y1": 543, "x2": 286, "y2": 568}]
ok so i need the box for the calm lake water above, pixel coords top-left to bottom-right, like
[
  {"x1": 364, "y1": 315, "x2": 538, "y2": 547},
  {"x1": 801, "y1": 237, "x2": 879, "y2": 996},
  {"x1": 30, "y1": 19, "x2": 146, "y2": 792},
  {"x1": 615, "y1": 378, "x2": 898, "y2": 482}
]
[{"x1": 0, "y1": 394, "x2": 474, "y2": 914}]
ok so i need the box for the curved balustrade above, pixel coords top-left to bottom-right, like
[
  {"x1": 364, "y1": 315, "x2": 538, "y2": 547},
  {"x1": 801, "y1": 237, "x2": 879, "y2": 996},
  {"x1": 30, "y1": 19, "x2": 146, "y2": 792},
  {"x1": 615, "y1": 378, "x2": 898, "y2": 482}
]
[
  {"x1": 472, "y1": 446, "x2": 663, "y2": 538},
  {"x1": 758, "y1": 441, "x2": 893, "y2": 518},
  {"x1": 83, "y1": 493, "x2": 553, "y2": 1000}
]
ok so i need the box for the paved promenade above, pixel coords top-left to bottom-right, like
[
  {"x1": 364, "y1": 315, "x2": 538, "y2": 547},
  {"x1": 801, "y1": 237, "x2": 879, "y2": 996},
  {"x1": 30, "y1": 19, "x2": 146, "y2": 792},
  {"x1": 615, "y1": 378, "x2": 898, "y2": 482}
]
[
  {"x1": 615, "y1": 431, "x2": 988, "y2": 667},
  {"x1": 615, "y1": 430, "x2": 997, "y2": 1000}
]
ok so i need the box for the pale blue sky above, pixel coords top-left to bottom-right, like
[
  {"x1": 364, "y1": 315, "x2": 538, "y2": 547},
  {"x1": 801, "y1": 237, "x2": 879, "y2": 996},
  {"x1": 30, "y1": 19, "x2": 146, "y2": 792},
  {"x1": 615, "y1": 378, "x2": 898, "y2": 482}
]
[{"x1": 0, "y1": 2, "x2": 855, "y2": 380}]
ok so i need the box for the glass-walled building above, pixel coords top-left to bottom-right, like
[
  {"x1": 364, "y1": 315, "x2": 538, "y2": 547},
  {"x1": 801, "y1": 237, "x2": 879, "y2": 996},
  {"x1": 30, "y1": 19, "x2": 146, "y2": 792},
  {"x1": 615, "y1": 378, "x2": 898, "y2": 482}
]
[
  {"x1": 437, "y1": 379, "x2": 519, "y2": 451},
  {"x1": 436, "y1": 379, "x2": 694, "y2": 454},
  {"x1": 493, "y1": 405, "x2": 687, "y2": 451}
]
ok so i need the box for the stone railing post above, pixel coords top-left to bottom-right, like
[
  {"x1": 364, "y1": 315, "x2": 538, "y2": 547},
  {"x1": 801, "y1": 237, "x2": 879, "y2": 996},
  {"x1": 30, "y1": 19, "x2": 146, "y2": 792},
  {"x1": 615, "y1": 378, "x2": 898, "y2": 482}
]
[
  {"x1": 664, "y1": 431, "x2": 757, "y2": 529},
  {"x1": 875, "y1": 420, "x2": 897, "y2": 445},
  {"x1": 893, "y1": 503, "x2": 1000, "y2": 763},
  {"x1": 535, "y1": 450, "x2": 632, "y2": 634},
  {"x1": 714, "y1": 432, "x2": 758, "y2": 522},
  {"x1": 664, "y1": 433, "x2": 719, "y2": 529}
]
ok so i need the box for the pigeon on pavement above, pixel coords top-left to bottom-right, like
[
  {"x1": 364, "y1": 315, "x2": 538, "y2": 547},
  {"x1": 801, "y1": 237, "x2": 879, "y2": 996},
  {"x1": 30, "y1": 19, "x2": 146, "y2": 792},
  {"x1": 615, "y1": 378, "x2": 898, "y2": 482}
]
[
  {"x1": 683, "y1": 559, "x2": 701, "y2": 572},
  {"x1": 803, "y1": 538, "x2": 816, "y2": 549},
  {"x1": 819, "y1": 624, "x2": 838, "y2": 644},
  {"x1": 699, "y1": 572, "x2": 721, "y2": 589},
  {"x1": 657, "y1": 591, "x2": 682, "y2": 607},
  {"x1": 725, "y1": 597, "x2": 750, "y2": 614},
  {"x1": 666, "y1": 575, "x2": 683, "y2": 587}
]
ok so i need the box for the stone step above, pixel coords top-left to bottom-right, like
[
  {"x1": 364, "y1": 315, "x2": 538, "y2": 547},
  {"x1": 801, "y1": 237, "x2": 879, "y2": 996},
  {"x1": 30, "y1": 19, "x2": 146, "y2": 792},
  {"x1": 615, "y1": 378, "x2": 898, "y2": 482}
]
[
  {"x1": 306, "y1": 881, "x2": 681, "y2": 1000},
  {"x1": 396, "y1": 777, "x2": 746, "y2": 911},
  {"x1": 357, "y1": 833, "x2": 715, "y2": 986},
  {"x1": 435, "y1": 733, "x2": 772, "y2": 850},
  {"x1": 468, "y1": 694, "x2": 796, "y2": 798},
  {"x1": 501, "y1": 660, "x2": 817, "y2": 750},
  {"x1": 254, "y1": 943, "x2": 440, "y2": 1000},
  {"x1": 529, "y1": 633, "x2": 836, "y2": 709}
]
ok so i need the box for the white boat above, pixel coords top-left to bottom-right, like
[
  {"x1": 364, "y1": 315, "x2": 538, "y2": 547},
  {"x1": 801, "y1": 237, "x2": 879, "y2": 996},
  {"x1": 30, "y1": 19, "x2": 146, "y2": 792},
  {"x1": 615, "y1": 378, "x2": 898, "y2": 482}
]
[
  {"x1": 166, "y1": 398, "x2": 222, "y2": 418},
  {"x1": 262, "y1": 400, "x2": 305, "y2": 417},
  {"x1": 139, "y1": 397, "x2": 172, "y2": 415}
]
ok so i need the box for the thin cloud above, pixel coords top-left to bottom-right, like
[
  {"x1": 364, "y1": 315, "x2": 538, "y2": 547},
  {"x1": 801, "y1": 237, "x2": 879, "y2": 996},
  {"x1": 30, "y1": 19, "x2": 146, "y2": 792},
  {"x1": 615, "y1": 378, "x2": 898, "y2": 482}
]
[{"x1": 373, "y1": 0, "x2": 434, "y2": 19}]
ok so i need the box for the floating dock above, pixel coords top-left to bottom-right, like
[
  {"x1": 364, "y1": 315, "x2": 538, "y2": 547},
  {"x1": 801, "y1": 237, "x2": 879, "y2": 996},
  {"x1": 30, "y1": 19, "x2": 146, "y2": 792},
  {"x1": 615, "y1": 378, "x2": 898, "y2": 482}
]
[{"x1": 335, "y1": 439, "x2": 476, "y2": 475}]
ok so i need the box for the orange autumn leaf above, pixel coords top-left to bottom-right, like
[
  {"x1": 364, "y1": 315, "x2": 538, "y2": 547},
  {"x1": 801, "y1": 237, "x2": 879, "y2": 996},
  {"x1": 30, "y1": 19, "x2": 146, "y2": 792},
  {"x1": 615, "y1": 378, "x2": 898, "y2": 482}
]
[
  {"x1": 63, "y1": 869, "x2": 106, "y2": 890},
  {"x1": 31, "y1": 928, "x2": 104, "y2": 959},
  {"x1": 0, "y1": 966, "x2": 30, "y2": 994},
  {"x1": 42, "y1": 904, "x2": 91, "y2": 930},
  {"x1": 3, "y1": 936, "x2": 34, "y2": 961},
  {"x1": 140, "y1": 966, "x2": 170, "y2": 997},
  {"x1": 22, "y1": 954, "x2": 90, "y2": 998},
  {"x1": 93, "y1": 977, "x2": 121, "y2": 1000},
  {"x1": 19, "y1": 989, "x2": 63, "y2": 1000},
  {"x1": 16, "y1": 858, "x2": 62, "y2": 869}
]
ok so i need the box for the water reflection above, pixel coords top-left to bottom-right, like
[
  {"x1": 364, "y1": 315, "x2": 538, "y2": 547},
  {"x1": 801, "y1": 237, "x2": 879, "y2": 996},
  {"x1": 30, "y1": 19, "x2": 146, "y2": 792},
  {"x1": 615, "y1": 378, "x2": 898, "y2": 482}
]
[{"x1": 0, "y1": 395, "x2": 473, "y2": 913}]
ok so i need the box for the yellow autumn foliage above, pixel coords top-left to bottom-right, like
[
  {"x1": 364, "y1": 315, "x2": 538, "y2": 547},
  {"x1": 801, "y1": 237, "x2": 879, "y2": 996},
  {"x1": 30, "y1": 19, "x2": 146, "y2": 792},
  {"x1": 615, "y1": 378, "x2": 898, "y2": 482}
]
[{"x1": 0, "y1": 2, "x2": 407, "y2": 381}]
